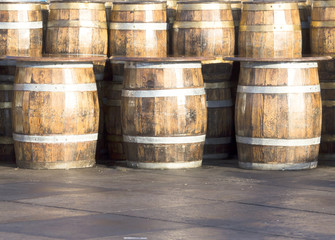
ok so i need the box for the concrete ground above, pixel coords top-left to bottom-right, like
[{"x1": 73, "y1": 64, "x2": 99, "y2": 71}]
[{"x1": 0, "y1": 159, "x2": 334, "y2": 240}]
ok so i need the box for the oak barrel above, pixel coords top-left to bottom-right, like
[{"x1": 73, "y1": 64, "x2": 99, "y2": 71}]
[
  {"x1": 172, "y1": 1, "x2": 235, "y2": 57},
  {"x1": 12, "y1": 57, "x2": 100, "y2": 169},
  {"x1": 46, "y1": 1, "x2": 108, "y2": 55},
  {"x1": 299, "y1": 0, "x2": 311, "y2": 54},
  {"x1": 0, "y1": 2, "x2": 43, "y2": 57},
  {"x1": 239, "y1": 1, "x2": 302, "y2": 58},
  {"x1": 202, "y1": 60, "x2": 234, "y2": 160},
  {"x1": 234, "y1": 58, "x2": 324, "y2": 170},
  {"x1": 310, "y1": 0, "x2": 335, "y2": 55},
  {"x1": 120, "y1": 57, "x2": 207, "y2": 169}
]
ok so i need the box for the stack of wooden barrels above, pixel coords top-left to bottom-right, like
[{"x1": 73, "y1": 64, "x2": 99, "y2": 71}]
[{"x1": 232, "y1": 0, "x2": 329, "y2": 170}]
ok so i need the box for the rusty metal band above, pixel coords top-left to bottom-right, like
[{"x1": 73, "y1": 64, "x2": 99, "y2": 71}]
[
  {"x1": 0, "y1": 102, "x2": 11, "y2": 109},
  {"x1": 320, "y1": 82, "x2": 335, "y2": 89},
  {"x1": 16, "y1": 62, "x2": 93, "y2": 68},
  {"x1": 112, "y1": 3, "x2": 166, "y2": 11},
  {"x1": 239, "y1": 24, "x2": 301, "y2": 32},
  {"x1": 204, "y1": 82, "x2": 232, "y2": 89},
  {"x1": 311, "y1": 21, "x2": 335, "y2": 28},
  {"x1": 205, "y1": 137, "x2": 232, "y2": 145},
  {"x1": 321, "y1": 134, "x2": 335, "y2": 142},
  {"x1": 239, "y1": 161, "x2": 318, "y2": 170},
  {"x1": 0, "y1": 21, "x2": 42, "y2": 29},
  {"x1": 0, "y1": 136, "x2": 14, "y2": 144},
  {"x1": 241, "y1": 62, "x2": 317, "y2": 69},
  {"x1": 0, "y1": 4, "x2": 41, "y2": 11},
  {"x1": 127, "y1": 160, "x2": 202, "y2": 169},
  {"x1": 48, "y1": 20, "x2": 107, "y2": 29},
  {"x1": 103, "y1": 98, "x2": 121, "y2": 107},
  {"x1": 110, "y1": 22, "x2": 167, "y2": 30},
  {"x1": 0, "y1": 59, "x2": 16, "y2": 67},
  {"x1": 177, "y1": 3, "x2": 230, "y2": 10},
  {"x1": 322, "y1": 100, "x2": 335, "y2": 107},
  {"x1": 106, "y1": 135, "x2": 123, "y2": 142},
  {"x1": 173, "y1": 21, "x2": 234, "y2": 29},
  {"x1": 13, "y1": 133, "x2": 98, "y2": 143},
  {"x1": 237, "y1": 85, "x2": 320, "y2": 94},
  {"x1": 236, "y1": 136, "x2": 320, "y2": 146},
  {"x1": 50, "y1": 3, "x2": 105, "y2": 10},
  {"x1": 0, "y1": 75, "x2": 14, "y2": 82},
  {"x1": 0, "y1": 84, "x2": 13, "y2": 91},
  {"x1": 122, "y1": 88, "x2": 205, "y2": 98},
  {"x1": 313, "y1": 1, "x2": 335, "y2": 7},
  {"x1": 14, "y1": 83, "x2": 97, "y2": 92},
  {"x1": 125, "y1": 62, "x2": 201, "y2": 69},
  {"x1": 123, "y1": 135, "x2": 206, "y2": 144},
  {"x1": 301, "y1": 21, "x2": 309, "y2": 29},
  {"x1": 243, "y1": 3, "x2": 298, "y2": 11},
  {"x1": 207, "y1": 99, "x2": 233, "y2": 108}
]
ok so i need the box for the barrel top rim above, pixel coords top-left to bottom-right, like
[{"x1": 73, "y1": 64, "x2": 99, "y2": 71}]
[
  {"x1": 243, "y1": 0, "x2": 299, "y2": 4},
  {"x1": 112, "y1": 1, "x2": 166, "y2": 5},
  {"x1": 50, "y1": 0, "x2": 106, "y2": 3},
  {"x1": 224, "y1": 56, "x2": 332, "y2": 62},
  {"x1": 177, "y1": 1, "x2": 231, "y2": 4},
  {"x1": 2, "y1": 55, "x2": 107, "y2": 62},
  {"x1": 0, "y1": 1, "x2": 46, "y2": 3},
  {"x1": 110, "y1": 56, "x2": 215, "y2": 63}
]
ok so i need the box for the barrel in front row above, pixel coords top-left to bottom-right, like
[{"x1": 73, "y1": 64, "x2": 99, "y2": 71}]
[
  {"x1": 12, "y1": 57, "x2": 100, "y2": 169},
  {"x1": 235, "y1": 59, "x2": 323, "y2": 170},
  {"x1": 120, "y1": 58, "x2": 207, "y2": 169}
]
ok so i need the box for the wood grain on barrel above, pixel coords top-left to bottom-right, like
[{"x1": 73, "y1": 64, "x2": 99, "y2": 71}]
[
  {"x1": 235, "y1": 62, "x2": 321, "y2": 169},
  {"x1": 109, "y1": 2, "x2": 167, "y2": 57},
  {"x1": 46, "y1": 1, "x2": 107, "y2": 55},
  {"x1": 121, "y1": 61, "x2": 207, "y2": 168},
  {"x1": 239, "y1": 1, "x2": 302, "y2": 58},
  {"x1": 172, "y1": 2, "x2": 235, "y2": 57},
  {"x1": 0, "y1": 3, "x2": 43, "y2": 57},
  {"x1": 13, "y1": 60, "x2": 99, "y2": 169},
  {"x1": 311, "y1": 0, "x2": 335, "y2": 54}
]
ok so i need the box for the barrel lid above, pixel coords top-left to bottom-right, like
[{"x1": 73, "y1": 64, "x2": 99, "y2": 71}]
[
  {"x1": 113, "y1": 1, "x2": 166, "y2": 5},
  {"x1": 224, "y1": 55, "x2": 332, "y2": 62},
  {"x1": 110, "y1": 56, "x2": 215, "y2": 63},
  {"x1": 3, "y1": 55, "x2": 107, "y2": 62}
]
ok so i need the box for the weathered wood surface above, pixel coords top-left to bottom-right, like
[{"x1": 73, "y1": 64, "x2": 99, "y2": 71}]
[
  {"x1": 202, "y1": 61, "x2": 235, "y2": 160},
  {"x1": 46, "y1": 1, "x2": 108, "y2": 55},
  {"x1": 121, "y1": 59, "x2": 207, "y2": 169},
  {"x1": 12, "y1": 59, "x2": 99, "y2": 169},
  {"x1": 109, "y1": 2, "x2": 168, "y2": 57},
  {"x1": 0, "y1": 2, "x2": 43, "y2": 57},
  {"x1": 172, "y1": 1, "x2": 235, "y2": 57},
  {"x1": 311, "y1": 0, "x2": 335, "y2": 55},
  {"x1": 235, "y1": 61, "x2": 321, "y2": 170},
  {"x1": 238, "y1": 1, "x2": 302, "y2": 58}
]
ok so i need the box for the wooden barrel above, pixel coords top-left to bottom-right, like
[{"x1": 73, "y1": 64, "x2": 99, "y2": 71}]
[
  {"x1": 103, "y1": 76, "x2": 126, "y2": 160},
  {"x1": 202, "y1": 60, "x2": 234, "y2": 160},
  {"x1": 120, "y1": 57, "x2": 207, "y2": 169},
  {"x1": 0, "y1": 2, "x2": 43, "y2": 57},
  {"x1": 167, "y1": 0, "x2": 177, "y2": 56},
  {"x1": 12, "y1": 57, "x2": 100, "y2": 169},
  {"x1": 234, "y1": 58, "x2": 324, "y2": 170},
  {"x1": 310, "y1": 0, "x2": 335, "y2": 55},
  {"x1": 41, "y1": 1, "x2": 49, "y2": 54},
  {"x1": 109, "y1": 1, "x2": 167, "y2": 57},
  {"x1": 46, "y1": 1, "x2": 108, "y2": 55},
  {"x1": 172, "y1": 1, "x2": 235, "y2": 57},
  {"x1": 239, "y1": 1, "x2": 302, "y2": 58},
  {"x1": 299, "y1": 0, "x2": 311, "y2": 54},
  {"x1": 0, "y1": 59, "x2": 16, "y2": 162},
  {"x1": 318, "y1": 60, "x2": 335, "y2": 159}
]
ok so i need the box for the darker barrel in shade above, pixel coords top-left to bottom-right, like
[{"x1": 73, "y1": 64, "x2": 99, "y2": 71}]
[
  {"x1": 120, "y1": 57, "x2": 207, "y2": 169},
  {"x1": 234, "y1": 58, "x2": 323, "y2": 170},
  {"x1": 12, "y1": 57, "x2": 100, "y2": 169},
  {"x1": 238, "y1": 1, "x2": 302, "y2": 58}
]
